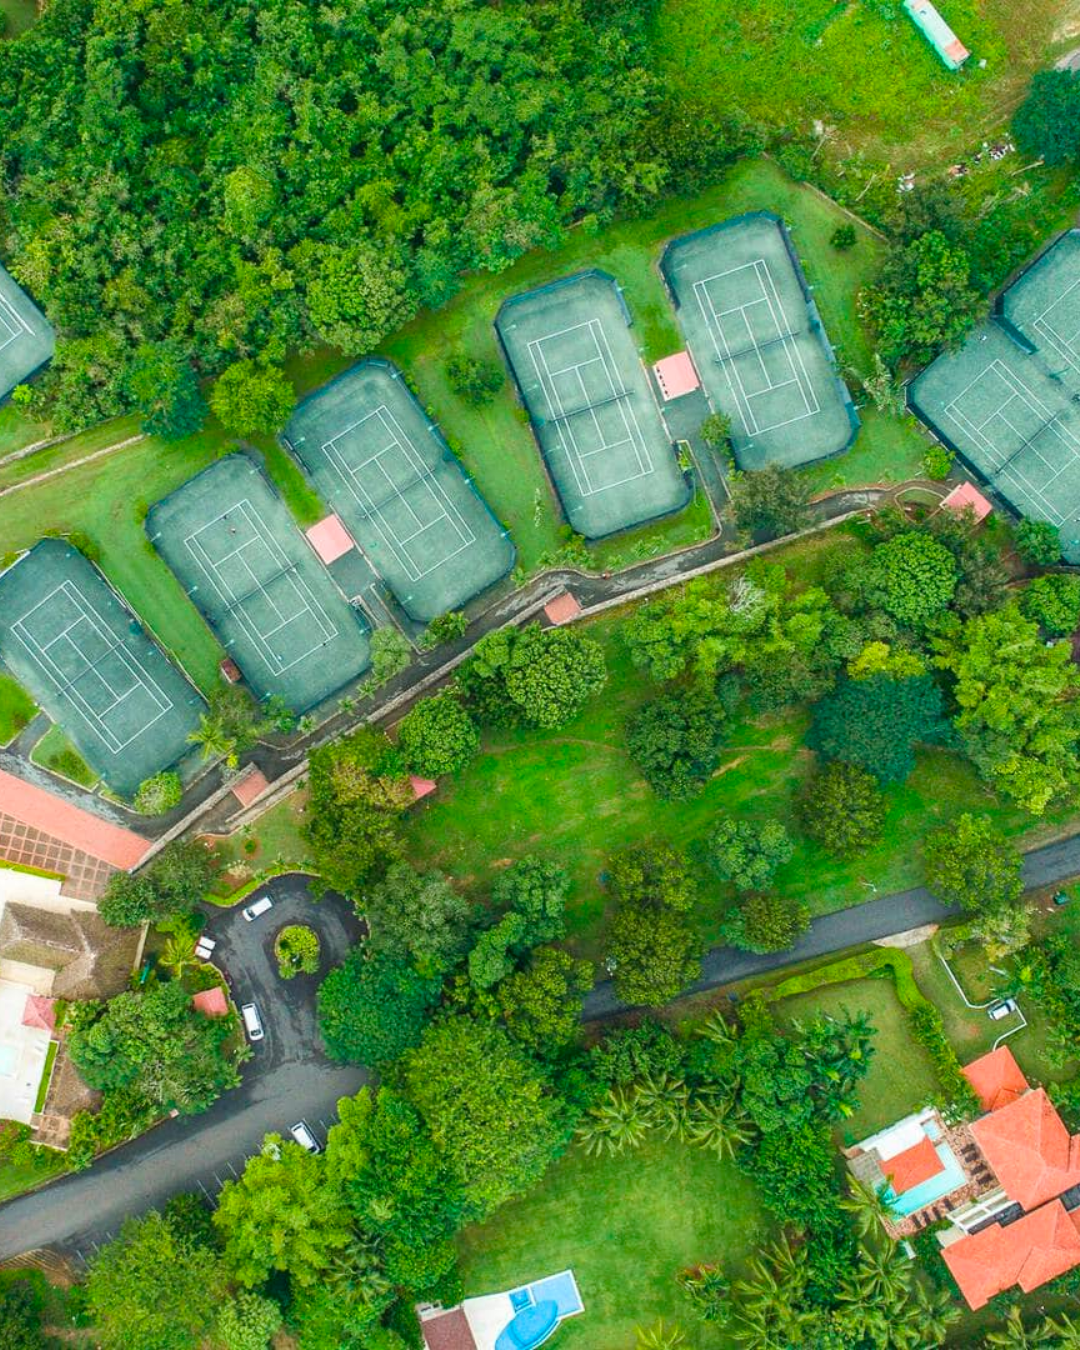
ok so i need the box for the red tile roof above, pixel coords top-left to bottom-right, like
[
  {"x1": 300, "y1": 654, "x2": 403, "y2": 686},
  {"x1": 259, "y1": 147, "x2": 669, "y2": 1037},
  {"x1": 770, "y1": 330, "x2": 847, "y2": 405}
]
[
  {"x1": 22, "y1": 994, "x2": 56, "y2": 1031},
  {"x1": 543, "y1": 591, "x2": 582, "y2": 626},
  {"x1": 943, "y1": 1201, "x2": 1080, "y2": 1309},
  {"x1": 230, "y1": 767, "x2": 270, "y2": 808},
  {"x1": 0, "y1": 769, "x2": 149, "y2": 870},
  {"x1": 971, "y1": 1088, "x2": 1080, "y2": 1211},
  {"x1": 882, "y1": 1135, "x2": 944, "y2": 1194},
  {"x1": 942, "y1": 481, "x2": 992, "y2": 522},
  {"x1": 421, "y1": 1308, "x2": 477, "y2": 1350},
  {"x1": 409, "y1": 775, "x2": 438, "y2": 801},
  {"x1": 963, "y1": 1046, "x2": 1029, "y2": 1114},
  {"x1": 192, "y1": 987, "x2": 228, "y2": 1017},
  {"x1": 306, "y1": 514, "x2": 355, "y2": 565}
]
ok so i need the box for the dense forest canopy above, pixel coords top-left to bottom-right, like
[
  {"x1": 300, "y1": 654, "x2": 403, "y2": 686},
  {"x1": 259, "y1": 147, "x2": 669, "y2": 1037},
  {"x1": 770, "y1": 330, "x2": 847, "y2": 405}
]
[{"x1": 0, "y1": 0, "x2": 712, "y2": 429}]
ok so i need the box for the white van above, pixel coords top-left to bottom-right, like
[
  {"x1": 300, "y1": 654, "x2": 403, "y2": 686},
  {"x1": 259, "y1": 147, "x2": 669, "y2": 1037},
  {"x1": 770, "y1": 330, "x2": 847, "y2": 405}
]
[
  {"x1": 241, "y1": 1002, "x2": 264, "y2": 1041},
  {"x1": 242, "y1": 894, "x2": 273, "y2": 923},
  {"x1": 290, "y1": 1121, "x2": 320, "y2": 1153}
]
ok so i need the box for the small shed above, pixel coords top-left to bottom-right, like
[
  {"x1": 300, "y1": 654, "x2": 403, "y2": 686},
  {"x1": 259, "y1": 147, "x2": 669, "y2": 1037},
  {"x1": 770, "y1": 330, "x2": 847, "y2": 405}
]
[
  {"x1": 230, "y1": 766, "x2": 270, "y2": 808},
  {"x1": 543, "y1": 590, "x2": 582, "y2": 626},
  {"x1": 219, "y1": 657, "x2": 243, "y2": 684},
  {"x1": 192, "y1": 986, "x2": 228, "y2": 1018},
  {"x1": 904, "y1": 0, "x2": 969, "y2": 70},
  {"x1": 942, "y1": 481, "x2": 992, "y2": 522},
  {"x1": 306, "y1": 513, "x2": 355, "y2": 565},
  {"x1": 653, "y1": 351, "x2": 701, "y2": 402},
  {"x1": 22, "y1": 995, "x2": 56, "y2": 1032},
  {"x1": 409, "y1": 775, "x2": 438, "y2": 802}
]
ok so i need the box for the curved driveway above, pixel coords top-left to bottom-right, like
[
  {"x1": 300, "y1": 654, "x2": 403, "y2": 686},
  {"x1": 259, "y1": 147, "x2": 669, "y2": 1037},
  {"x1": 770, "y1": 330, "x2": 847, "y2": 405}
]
[{"x1": 0, "y1": 874, "x2": 366, "y2": 1262}]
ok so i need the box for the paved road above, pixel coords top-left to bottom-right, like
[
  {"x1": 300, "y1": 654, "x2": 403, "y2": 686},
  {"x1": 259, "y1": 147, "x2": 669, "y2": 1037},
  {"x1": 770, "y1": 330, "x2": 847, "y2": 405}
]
[
  {"x1": 6, "y1": 832, "x2": 1080, "y2": 1259},
  {"x1": 0, "y1": 874, "x2": 366, "y2": 1262}
]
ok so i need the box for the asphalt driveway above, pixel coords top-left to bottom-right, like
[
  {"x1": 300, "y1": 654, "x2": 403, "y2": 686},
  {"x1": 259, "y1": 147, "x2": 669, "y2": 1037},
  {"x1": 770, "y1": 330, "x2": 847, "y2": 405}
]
[{"x1": 0, "y1": 873, "x2": 366, "y2": 1262}]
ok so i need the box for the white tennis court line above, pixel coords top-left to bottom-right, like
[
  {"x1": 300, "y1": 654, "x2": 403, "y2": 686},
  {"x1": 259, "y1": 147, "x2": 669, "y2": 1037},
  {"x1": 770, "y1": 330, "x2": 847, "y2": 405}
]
[
  {"x1": 183, "y1": 497, "x2": 339, "y2": 676},
  {"x1": 692, "y1": 259, "x2": 819, "y2": 437},
  {"x1": 10, "y1": 580, "x2": 173, "y2": 754},
  {"x1": 1030, "y1": 276, "x2": 1080, "y2": 376},
  {"x1": 0, "y1": 292, "x2": 32, "y2": 358},
  {"x1": 526, "y1": 317, "x2": 654, "y2": 498},
  {"x1": 941, "y1": 360, "x2": 1080, "y2": 526},
  {"x1": 321, "y1": 405, "x2": 475, "y2": 584}
]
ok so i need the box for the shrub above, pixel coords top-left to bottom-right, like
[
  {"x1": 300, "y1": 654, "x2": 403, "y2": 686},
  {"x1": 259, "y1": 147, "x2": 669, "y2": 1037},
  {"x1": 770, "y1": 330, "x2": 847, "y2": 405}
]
[
  {"x1": 397, "y1": 693, "x2": 479, "y2": 777},
  {"x1": 446, "y1": 353, "x2": 503, "y2": 407},
  {"x1": 274, "y1": 925, "x2": 320, "y2": 979},
  {"x1": 722, "y1": 892, "x2": 809, "y2": 954},
  {"x1": 830, "y1": 224, "x2": 857, "y2": 251},
  {"x1": 699, "y1": 412, "x2": 731, "y2": 449},
  {"x1": 1020, "y1": 573, "x2": 1080, "y2": 636},
  {"x1": 921, "y1": 444, "x2": 954, "y2": 481},
  {"x1": 420, "y1": 611, "x2": 468, "y2": 649},
  {"x1": 797, "y1": 762, "x2": 886, "y2": 858},
  {"x1": 133, "y1": 771, "x2": 183, "y2": 816}
]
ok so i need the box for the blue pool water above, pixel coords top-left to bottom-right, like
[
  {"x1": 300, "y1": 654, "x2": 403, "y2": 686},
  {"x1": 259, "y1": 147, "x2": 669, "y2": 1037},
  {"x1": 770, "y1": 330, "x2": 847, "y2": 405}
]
[
  {"x1": 527, "y1": 1273, "x2": 583, "y2": 1317},
  {"x1": 887, "y1": 1142, "x2": 967, "y2": 1216}
]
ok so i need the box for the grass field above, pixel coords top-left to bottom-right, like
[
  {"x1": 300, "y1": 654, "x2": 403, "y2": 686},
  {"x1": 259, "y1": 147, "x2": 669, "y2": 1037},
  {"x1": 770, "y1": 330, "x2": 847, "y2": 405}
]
[
  {"x1": 773, "y1": 976, "x2": 940, "y2": 1138},
  {"x1": 655, "y1": 0, "x2": 1080, "y2": 165},
  {"x1": 0, "y1": 0, "x2": 37, "y2": 39},
  {"x1": 457, "y1": 1138, "x2": 767, "y2": 1350},
  {"x1": 30, "y1": 724, "x2": 98, "y2": 789},
  {"x1": 0, "y1": 671, "x2": 35, "y2": 744}
]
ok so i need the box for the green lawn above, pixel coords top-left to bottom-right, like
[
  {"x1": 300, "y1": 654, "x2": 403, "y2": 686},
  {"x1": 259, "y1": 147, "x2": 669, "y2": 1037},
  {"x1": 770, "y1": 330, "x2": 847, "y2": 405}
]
[
  {"x1": 0, "y1": 1148, "x2": 66, "y2": 1204},
  {"x1": 0, "y1": 0, "x2": 37, "y2": 39},
  {"x1": 206, "y1": 792, "x2": 313, "y2": 878},
  {"x1": 30, "y1": 724, "x2": 98, "y2": 789},
  {"x1": 0, "y1": 672, "x2": 35, "y2": 745},
  {"x1": 773, "y1": 976, "x2": 940, "y2": 1139},
  {"x1": 457, "y1": 1138, "x2": 768, "y2": 1350},
  {"x1": 655, "y1": 0, "x2": 1068, "y2": 166}
]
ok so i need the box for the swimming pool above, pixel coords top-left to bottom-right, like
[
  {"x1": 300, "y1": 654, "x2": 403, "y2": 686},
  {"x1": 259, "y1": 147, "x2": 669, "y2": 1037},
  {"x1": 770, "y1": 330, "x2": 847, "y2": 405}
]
[{"x1": 887, "y1": 1142, "x2": 967, "y2": 1216}]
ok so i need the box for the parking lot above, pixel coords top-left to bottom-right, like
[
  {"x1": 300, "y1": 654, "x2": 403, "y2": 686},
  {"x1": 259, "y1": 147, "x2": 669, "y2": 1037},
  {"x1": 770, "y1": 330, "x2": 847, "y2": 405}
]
[{"x1": 0, "y1": 872, "x2": 367, "y2": 1262}]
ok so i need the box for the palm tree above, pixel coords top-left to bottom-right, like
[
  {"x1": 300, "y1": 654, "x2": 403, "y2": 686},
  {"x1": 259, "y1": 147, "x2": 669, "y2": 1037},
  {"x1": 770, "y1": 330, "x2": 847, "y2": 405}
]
[
  {"x1": 983, "y1": 1306, "x2": 1056, "y2": 1349},
  {"x1": 326, "y1": 1236, "x2": 392, "y2": 1310},
  {"x1": 1039, "y1": 1313, "x2": 1080, "y2": 1348},
  {"x1": 635, "y1": 1320, "x2": 685, "y2": 1349},
  {"x1": 576, "y1": 1087, "x2": 649, "y2": 1158},
  {"x1": 687, "y1": 1094, "x2": 753, "y2": 1161},
  {"x1": 894, "y1": 1282, "x2": 960, "y2": 1348},
  {"x1": 698, "y1": 1010, "x2": 739, "y2": 1047},
  {"x1": 839, "y1": 1178, "x2": 893, "y2": 1241},
  {"x1": 159, "y1": 935, "x2": 194, "y2": 979},
  {"x1": 836, "y1": 1238, "x2": 911, "y2": 1310},
  {"x1": 636, "y1": 1072, "x2": 690, "y2": 1141}
]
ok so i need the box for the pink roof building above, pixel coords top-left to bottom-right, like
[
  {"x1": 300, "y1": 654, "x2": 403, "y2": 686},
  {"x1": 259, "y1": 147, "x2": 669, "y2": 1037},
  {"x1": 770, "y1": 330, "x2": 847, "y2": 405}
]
[
  {"x1": 0, "y1": 769, "x2": 150, "y2": 870},
  {"x1": 230, "y1": 767, "x2": 270, "y2": 808},
  {"x1": 22, "y1": 994, "x2": 56, "y2": 1031},
  {"x1": 543, "y1": 591, "x2": 582, "y2": 626},
  {"x1": 942, "y1": 482, "x2": 992, "y2": 522},
  {"x1": 409, "y1": 775, "x2": 438, "y2": 802},
  {"x1": 306, "y1": 514, "x2": 356, "y2": 565},
  {"x1": 192, "y1": 986, "x2": 229, "y2": 1017},
  {"x1": 653, "y1": 351, "x2": 701, "y2": 402}
]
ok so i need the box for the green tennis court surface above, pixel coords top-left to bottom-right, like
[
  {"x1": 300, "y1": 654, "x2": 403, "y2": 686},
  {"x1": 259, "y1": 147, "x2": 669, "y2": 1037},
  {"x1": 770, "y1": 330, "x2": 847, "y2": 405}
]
[
  {"x1": 282, "y1": 360, "x2": 514, "y2": 623},
  {"x1": 662, "y1": 212, "x2": 857, "y2": 471},
  {"x1": 909, "y1": 230, "x2": 1080, "y2": 561},
  {"x1": 0, "y1": 540, "x2": 204, "y2": 796},
  {"x1": 0, "y1": 263, "x2": 55, "y2": 402},
  {"x1": 147, "y1": 455, "x2": 372, "y2": 713},
  {"x1": 496, "y1": 270, "x2": 690, "y2": 539}
]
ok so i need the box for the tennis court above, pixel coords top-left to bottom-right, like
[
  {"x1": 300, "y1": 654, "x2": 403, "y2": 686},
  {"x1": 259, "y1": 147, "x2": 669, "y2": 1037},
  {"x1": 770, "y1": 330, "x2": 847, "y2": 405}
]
[
  {"x1": 147, "y1": 455, "x2": 372, "y2": 713},
  {"x1": 661, "y1": 212, "x2": 858, "y2": 470},
  {"x1": 0, "y1": 540, "x2": 204, "y2": 796},
  {"x1": 0, "y1": 263, "x2": 55, "y2": 402},
  {"x1": 496, "y1": 270, "x2": 689, "y2": 538},
  {"x1": 282, "y1": 360, "x2": 514, "y2": 623},
  {"x1": 910, "y1": 231, "x2": 1080, "y2": 562}
]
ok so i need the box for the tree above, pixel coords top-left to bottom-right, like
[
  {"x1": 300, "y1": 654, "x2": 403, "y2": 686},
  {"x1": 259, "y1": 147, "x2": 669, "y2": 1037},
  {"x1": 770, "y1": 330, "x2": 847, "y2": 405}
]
[
  {"x1": 1013, "y1": 69, "x2": 1080, "y2": 165},
  {"x1": 215, "y1": 1292, "x2": 283, "y2": 1350},
  {"x1": 401, "y1": 1016, "x2": 565, "y2": 1219},
  {"x1": 364, "y1": 862, "x2": 474, "y2": 974},
  {"x1": 577, "y1": 1086, "x2": 651, "y2": 1157},
  {"x1": 126, "y1": 341, "x2": 207, "y2": 441},
  {"x1": 923, "y1": 814, "x2": 1023, "y2": 914},
  {"x1": 214, "y1": 1135, "x2": 353, "y2": 1288},
  {"x1": 318, "y1": 949, "x2": 441, "y2": 1066},
  {"x1": 0, "y1": 1277, "x2": 46, "y2": 1350},
  {"x1": 608, "y1": 841, "x2": 696, "y2": 912},
  {"x1": 608, "y1": 904, "x2": 701, "y2": 1007},
  {"x1": 397, "y1": 692, "x2": 479, "y2": 776},
  {"x1": 865, "y1": 532, "x2": 958, "y2": 627},
  {"x1": 797, "y1": 762, "x2": 886, "y2": 858},
  {"x1": 861, "y1": 231, "x2": 981, "y2": 368},
  {"x1": 932, "y1": 606, "x2": 1080, "y2": 813},
  {"x1": 209, "y1": 360, "x2": 294, "y2": 437},
  {"x1": 468, "y1": 912, "x2": 528, "y2": 989},
  {"x1": 299, "y1": 240, "x2": 418, "y2": 352},
  {"x1": 98, "y1": 838, "x2": 216, "y2": 928},
  {"x1": 133, "y1": 770, "x2": 183, "y2": 816},
  {"x1": 728, "y1": 466, "x2": 811, "y2": 540},
  {"x1": 490, "y1": 855, "x2": 571, "y2": 945},
  {"x1": 188, "y1": 686, "x2": 271, "y2": 768},
  {"x1": 98, "y1": 872, "x2": 163, "y2": 928},
  {"x1": 86, "y1": 1210, "x2": 226, "y2": 1350},
  {"x1": 498, "y1": 946, "x2": 593, "y2": 1052},
  {"x1": 707, "y1": 818, "x2": 794, "y2": 892},
  {"x1": 1021, "y1": 573, "x2": 1080, "y2": 636},
  {"x1": 420, "y1": 610, "x2": 469, "y2": 649},
  {"x1": 458, "y1": 623, "x2": 606, "y2": 729},
  {"x1": 274, "y1": 924, "x2": 320, "y2": 978},
  {"x1": 723, "y1": 892, "x2": 810, "y2": 954},
  {"x1": 446, "y1": 353, "x2": 503, "y2": 406},
  {"x1": 627, "y1": 688, "x2": 725, "y2": 800},
  {"x1": 700, "y1": 412, "x2": 732, "y2": 449},
  {"x1": 369, "y1": 626, "x2": 413, "y2": 686},
  {"x1": 1015, "y1": 519, "x2": 1062, "y2": 567},
  {"x1": 806, "y1": 672, "x2": 948, "y2": 784}
]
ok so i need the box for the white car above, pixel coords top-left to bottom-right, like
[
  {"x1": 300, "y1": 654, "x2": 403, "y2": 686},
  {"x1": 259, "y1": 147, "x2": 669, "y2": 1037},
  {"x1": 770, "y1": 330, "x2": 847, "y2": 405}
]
[
  {"x1": 241, "y1": 1002, "x2": 264, "y2": 1041},
  {"x1": 290, "y1": 1120, "x2": 320, "y2": 1153},
  {"x1": 242, "y1": 894, "x2": 273, "y2": 923},
  {"x1": 988, "y1": 999, "x2": 1018, "y2": 1022}
]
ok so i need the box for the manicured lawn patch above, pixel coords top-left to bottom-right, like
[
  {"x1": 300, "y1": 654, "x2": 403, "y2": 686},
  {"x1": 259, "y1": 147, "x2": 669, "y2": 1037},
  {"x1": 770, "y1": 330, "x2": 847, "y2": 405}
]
[
  {"x1": 0, "y1": 671, "x2": 35, "y2": 744},
  {"x1": 30, "y1": 724, "x2": 98, "y2": 789},
  {"x1": 0, "y1": 1147, "x2": 66, "y2": 1204},
  {"x1": 207, "y1": 792, "x2": 312, "y2": 879},
  {"x1": 457, "y1": 1137, "x2": 768, "y2": 1350},
  {"x1": 655, "y1": 0, "x2": 1064, "y2": 165},
  {"x1": 772, "y1": 976, "x2": 941, "y2": 1138},
  {"x1": 34, "y1": 1039, "x2": 58, "y2": 1114}
]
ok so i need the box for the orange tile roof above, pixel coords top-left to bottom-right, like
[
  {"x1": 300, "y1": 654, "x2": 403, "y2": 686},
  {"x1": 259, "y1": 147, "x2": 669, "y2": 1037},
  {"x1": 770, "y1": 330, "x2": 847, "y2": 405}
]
[
  {"x1": 192, "y1": 987, "x2": 228, "y2": 1017},
  {"x1": 971, "y1": 1088, "x2": 1080, "y2": 1211},
  {"x1": 963, "y1": 1046, "x2": 1029, "y2": 1114},
  {"x1": 943, "y1": 1201, "x2": 1080, "y2": 1309},
  {"x1": 882, "y1": 1136, "x2": 944, "y2": 1194},
  {"x1": 230, "y1": 767, "x2": 270, "y2": 808},
  {"x1": 0, "y1": 769, "x2": 150, "y2": 870},
  {"x1": 543, "y1": 591, "x2": 582, "y2": 626}
]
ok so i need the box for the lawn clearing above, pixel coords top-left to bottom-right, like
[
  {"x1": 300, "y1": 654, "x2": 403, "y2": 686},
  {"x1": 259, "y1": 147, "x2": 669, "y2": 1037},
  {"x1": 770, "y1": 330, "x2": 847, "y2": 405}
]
[
  {"x1": 456, "y1": 1137, "x2": 768, "y2": 1350},
  {"x1": 655, "y1": 0, "x2": 1075, "y2": 166},
  {"x1": 207, "y1": 791, "x2": 312, "y2": 879},
  {"x1": 0, "y1": 1146, "x2": 66, "y2": 1205},
  {"x1": 772, "y1": 976, "x2": 940, "y2": 1138},
  {"x1": 30, "y1": 724, "x2": 98, "y2": 790},
  {"x1": 0, "y1": 670, "x2": 35, "y2": 744}
]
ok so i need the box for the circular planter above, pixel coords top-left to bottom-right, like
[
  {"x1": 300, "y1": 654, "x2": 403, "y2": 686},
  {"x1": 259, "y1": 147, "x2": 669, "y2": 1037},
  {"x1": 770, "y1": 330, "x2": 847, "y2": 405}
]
[{"x1": 274, "y1": 924, "x2": 320, "y2": 980}]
